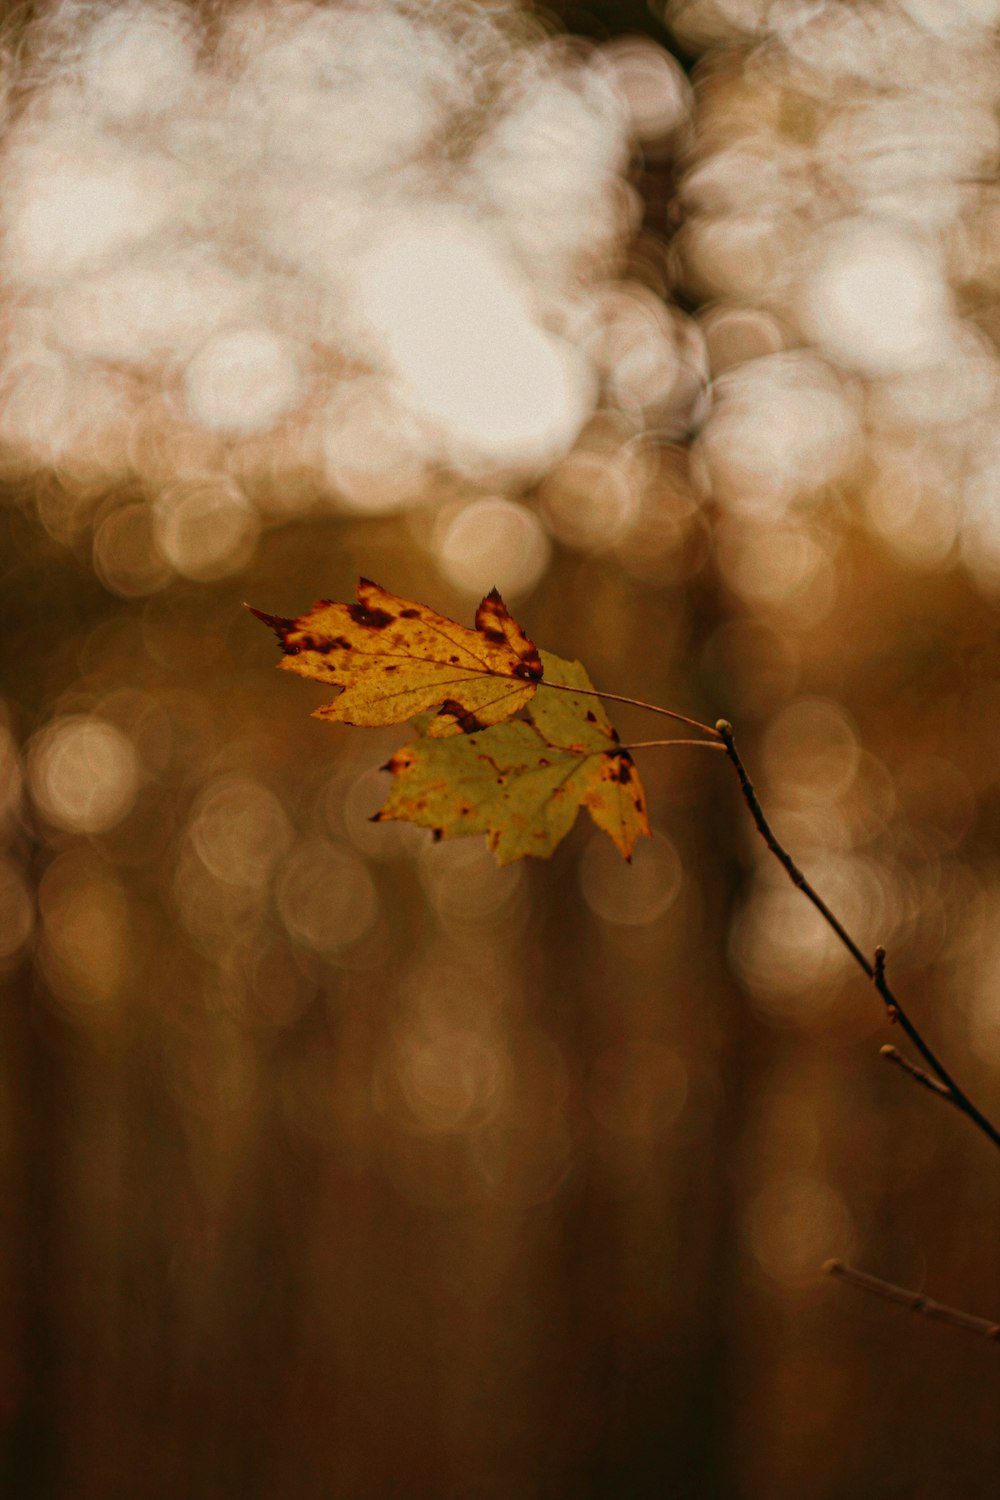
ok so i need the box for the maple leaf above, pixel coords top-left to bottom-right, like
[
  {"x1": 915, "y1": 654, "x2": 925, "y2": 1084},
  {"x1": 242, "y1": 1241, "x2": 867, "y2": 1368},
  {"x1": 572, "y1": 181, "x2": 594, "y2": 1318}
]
[
  {"x1": 373, "y1": 651, "x2": 651, "y2": 863},
  {"x1": 249, "y1": 579, "x2": 542, "y2": 733}
]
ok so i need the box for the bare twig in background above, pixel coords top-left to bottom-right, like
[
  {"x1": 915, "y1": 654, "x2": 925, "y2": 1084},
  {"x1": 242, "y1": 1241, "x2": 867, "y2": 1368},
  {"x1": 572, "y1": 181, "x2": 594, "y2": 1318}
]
[
  {"x1": 714, "y1": 720, "x2": 1000, "y2": 1154},
  {"x1": 713, "y1": 718, "x2": 999, "y2": 1341},
  {"x1": 880, "y1": 1045, "x2": 958, "y2": 1108},
  {"x1": 824, "y1": 1261, "x2": 1000, "y2": 1343}
]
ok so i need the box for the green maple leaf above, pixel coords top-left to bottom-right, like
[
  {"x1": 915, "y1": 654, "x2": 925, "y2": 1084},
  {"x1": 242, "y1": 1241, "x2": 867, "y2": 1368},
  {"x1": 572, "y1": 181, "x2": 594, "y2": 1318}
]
[{"x1": 373, "y1": 651, "x2": 651, "y2": 864}]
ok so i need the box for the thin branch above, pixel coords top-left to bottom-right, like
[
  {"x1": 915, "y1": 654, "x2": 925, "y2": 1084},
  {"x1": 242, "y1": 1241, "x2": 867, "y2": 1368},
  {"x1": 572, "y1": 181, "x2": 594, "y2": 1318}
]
[
  {"x1": 538, "y1": 679, "x2": 722, "y2": 740},
  {"x1": 623, "y1": 738, "x2": 728, "y2": 753},
  {"x1": 714, "y1": 719, "x2": 871, "y2": 968},
  {"x1": 880, "y1": 1045, "x2": 958, "y2": 1108},
  {"x1": 868, "y1": 943, "x2": 975, "y2": 1115},
  {"x1": 825, "y1": 1260, "x2": 1000, "y2": 1343},
  {"x1": 714, "y1": 720, "x2": 1000, "y2": 1153}
]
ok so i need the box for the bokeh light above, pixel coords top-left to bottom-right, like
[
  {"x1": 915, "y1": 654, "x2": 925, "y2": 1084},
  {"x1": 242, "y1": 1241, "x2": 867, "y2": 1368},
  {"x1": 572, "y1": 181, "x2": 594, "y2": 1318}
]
[
  {"x1": 600, "y1": 36, "x2": 692, "y2": 151},
  {"x1": 798, "y1": 219, "x2": 954, "y2": 377},
  {"x1": 28, "y1": 715, "x2": 140, "y2": 835},
  {"x1": 153, "y1": 479, "x2": 260, "y2": 581},
  {"x1": 275, "y1": 837, "x2": 379, "y2": 955},
  {"x1": 0, "y1": 0, "x2": 653, "y2": 589},
  {"x1": 693, "y1": 353, "x2": 861, "y2": 514},
  {"x1": 745, "y1": 1171, "x2": 853, "y2": 1285},
  {"x1": 433, "y1": 496, "x2": 551, "y2": 597},
  {"x1": 579, "y1": 830, "x2": 683, "y2": 926},
  {"x1": 183, "y1": 328, "x2": 305, "y2": 435},
  {"x1": 357, "y1": 220, "x2": 592, "y2": 471},
  {"x1": 391, "y1": 1022, "x2": 506, "y2": 1134},
  {"x1": 36, "y1": 850, "x2": 134, "y2": 1016},
  {"x1": 417, "y1": 838, "x2": 525, "y2": 930}
]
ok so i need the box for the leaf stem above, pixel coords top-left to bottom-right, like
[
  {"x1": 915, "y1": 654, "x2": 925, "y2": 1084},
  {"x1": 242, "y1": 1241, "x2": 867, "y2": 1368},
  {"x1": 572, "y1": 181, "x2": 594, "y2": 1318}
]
[
  {"x1": 623, "y1": 739, "x2": 728, "y2": 752},
  {"x1": 714, "y1": 720, "x2": 1000, "y2": 1152},
  {"x1": 824, "y1": 1260, "x2": 1000, "y2": 1343},
  {"x1": 538, "y1": 679, "x2": 722, "y2": 739}
]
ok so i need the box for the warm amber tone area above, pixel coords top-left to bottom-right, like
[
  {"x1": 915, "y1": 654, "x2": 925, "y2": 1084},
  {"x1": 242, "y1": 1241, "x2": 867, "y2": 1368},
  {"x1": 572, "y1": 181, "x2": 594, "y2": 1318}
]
[{"x1": 1, "y1": 2, "x2": 999, "y2": 1497}]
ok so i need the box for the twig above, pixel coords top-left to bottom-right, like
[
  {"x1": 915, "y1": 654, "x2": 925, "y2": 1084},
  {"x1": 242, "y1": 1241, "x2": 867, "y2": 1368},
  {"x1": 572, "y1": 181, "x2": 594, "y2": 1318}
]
[
  {"x1": 824, "y1": 1261, "x2": 1000, "y2": 1343},
  {"x1": 867, "y1": 943, "x2": 984, "y2": 1127},
  {"x1": 714, "y1": 720, "x2": 1000, "y2": 1153},
  {"x1": 623, "y1": 739, "x2": 728, "y2": 753},
  {"x1": 539, "y1": 680, "x2": 722, "y2": 740},
  {"x1": 880, "y1": 1045, "x2": 958, "y2": 1108}
]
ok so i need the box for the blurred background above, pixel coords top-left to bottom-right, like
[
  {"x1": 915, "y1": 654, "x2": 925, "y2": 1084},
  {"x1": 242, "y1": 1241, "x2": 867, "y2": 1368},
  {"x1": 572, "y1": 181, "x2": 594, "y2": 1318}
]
[{"x1": 1, "y1": 0, "x2": 999, "y2": 1495}]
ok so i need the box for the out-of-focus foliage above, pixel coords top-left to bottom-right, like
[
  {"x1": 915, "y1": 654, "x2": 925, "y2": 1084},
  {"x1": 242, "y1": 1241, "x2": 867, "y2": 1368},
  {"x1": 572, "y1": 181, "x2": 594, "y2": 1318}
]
[
  {"x1": 673, "y1": 0, "x2": 1000, "y2": 599},
  {"x1": 2, "y1": 1, "x2": 1000, "y2": 1498}
]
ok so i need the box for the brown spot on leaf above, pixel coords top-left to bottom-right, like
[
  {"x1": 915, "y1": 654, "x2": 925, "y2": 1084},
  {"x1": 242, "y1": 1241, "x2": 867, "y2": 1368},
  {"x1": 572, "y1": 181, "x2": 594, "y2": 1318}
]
[
  {"x1": 438, "y1": 699, "x2": 487, "y2": 733},
  {"x1": 585, "y1": 710, "x2": 597, "y2": 722},
  {"x1": 513, "y1": 661, "x2": 543, "y2": 681},
  {"x1": 400, "y1": 608, "x2": 419, "y2": 618},
  {"x1": 348, "y1": 601, "x2": 394, "y2": 629},
  {"x1": 613, "y1": 754, "x2": 633, "y2": 784}
]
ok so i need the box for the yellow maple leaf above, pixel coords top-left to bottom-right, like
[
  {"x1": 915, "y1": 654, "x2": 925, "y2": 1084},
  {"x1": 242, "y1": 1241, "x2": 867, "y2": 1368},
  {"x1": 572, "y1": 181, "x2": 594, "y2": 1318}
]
[{"x1": 249, "y1": 578, "x2": 542, "y2": 733}]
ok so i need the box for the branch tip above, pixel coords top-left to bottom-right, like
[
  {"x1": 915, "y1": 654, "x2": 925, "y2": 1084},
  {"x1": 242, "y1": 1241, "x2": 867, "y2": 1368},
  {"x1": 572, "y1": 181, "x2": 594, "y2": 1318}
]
[
  {"x1": 826, "y1": 1260, "x2": 1000, "y2": 1343},
  {"x1": 880, "y1": 1044, "x2": 957, "y2": 1104}
]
